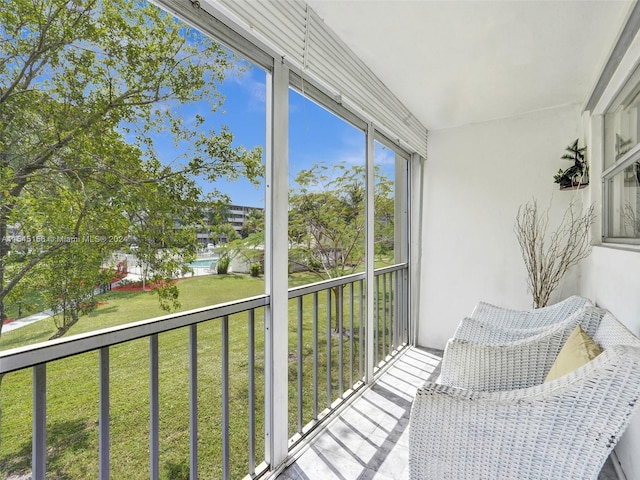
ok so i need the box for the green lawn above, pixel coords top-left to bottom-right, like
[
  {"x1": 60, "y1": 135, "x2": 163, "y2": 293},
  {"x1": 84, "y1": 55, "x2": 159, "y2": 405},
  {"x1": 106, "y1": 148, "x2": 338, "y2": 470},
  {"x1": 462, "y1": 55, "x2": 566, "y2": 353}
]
[
  {"x1": 0, "y1": 274, "x2": 265, "y2": 351},
  {"x1": 0, "y1": 272, "x2": 392, "y2": 480}
]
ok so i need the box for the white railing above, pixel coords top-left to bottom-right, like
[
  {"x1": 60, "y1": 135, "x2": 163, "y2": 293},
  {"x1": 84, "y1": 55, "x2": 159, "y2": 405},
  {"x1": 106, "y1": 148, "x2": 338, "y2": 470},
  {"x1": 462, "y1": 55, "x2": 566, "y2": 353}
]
[{"x1": 0, "y1": 264, "x2": 409, "y2": 480}]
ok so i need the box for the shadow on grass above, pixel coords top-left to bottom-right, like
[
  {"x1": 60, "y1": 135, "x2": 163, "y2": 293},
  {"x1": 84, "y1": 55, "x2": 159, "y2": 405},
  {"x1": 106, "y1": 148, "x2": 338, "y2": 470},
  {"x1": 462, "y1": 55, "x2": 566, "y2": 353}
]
[
  {"x1": 0, "y1": 303, "x2": 122, "y2": 351},
  {"x1": 0, "y1": 328, "x2": 56, "y2": 350},
  {"x1": 86, "y1": 305, "x2": 119, "y2": 317},
  {"x1": 0, "y1": 418, "x2": 92, "y2": 479},
  {"x1": 97, "y1": 290, "x2": 148, "y2": 302},
  {"x1": 162, "y1": 460, "x2": 190, "y2": 480},
  {"x1": 210, "y1": 274, "x2": 252, "y2": 281}
]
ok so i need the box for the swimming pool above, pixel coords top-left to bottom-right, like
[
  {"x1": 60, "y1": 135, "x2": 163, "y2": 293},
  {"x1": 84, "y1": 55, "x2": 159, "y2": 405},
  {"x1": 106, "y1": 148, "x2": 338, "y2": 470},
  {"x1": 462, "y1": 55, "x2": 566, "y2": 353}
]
[{"x1": 189, "y1": 258, "x2": 218, "y2": 268}]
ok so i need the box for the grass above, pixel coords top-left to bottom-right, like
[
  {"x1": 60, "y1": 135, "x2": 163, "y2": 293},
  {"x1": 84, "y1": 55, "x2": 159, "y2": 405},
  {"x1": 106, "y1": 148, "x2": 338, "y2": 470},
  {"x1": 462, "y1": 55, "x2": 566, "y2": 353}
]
[
  {"x1": 0, "y1": 274, "x2": 265, "y2": 351},
  {"x1": 0, "y1": 270, "x2": 398, "y2": 479}
]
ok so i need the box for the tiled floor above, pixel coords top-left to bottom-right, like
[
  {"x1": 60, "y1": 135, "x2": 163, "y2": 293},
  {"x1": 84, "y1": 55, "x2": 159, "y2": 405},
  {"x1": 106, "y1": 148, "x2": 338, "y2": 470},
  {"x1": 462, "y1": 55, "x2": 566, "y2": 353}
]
[
  {"x1": 276, "y1": 346, "x2": 620, "y2": 480},
  {"x1": 277, "y1": 347, "x2": 441, "y2": 480}
]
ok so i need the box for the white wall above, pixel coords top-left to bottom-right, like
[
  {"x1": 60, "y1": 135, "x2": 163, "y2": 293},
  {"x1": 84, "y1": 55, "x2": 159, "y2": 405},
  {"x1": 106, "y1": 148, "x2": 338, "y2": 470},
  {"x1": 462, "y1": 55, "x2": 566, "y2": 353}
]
[
  {"x1": 581, "y1": 247, "x2": 640, "y2": 479},
  {"x1": 418, "y1": 104, "x2": 586, "y2": 349}
]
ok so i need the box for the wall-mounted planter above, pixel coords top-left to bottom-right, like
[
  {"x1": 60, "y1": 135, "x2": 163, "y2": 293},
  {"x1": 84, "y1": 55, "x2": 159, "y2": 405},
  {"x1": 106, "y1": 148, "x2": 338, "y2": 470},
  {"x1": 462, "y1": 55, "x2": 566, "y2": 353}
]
[
  {"x1": 558, "y1": 173, "x2": 589, "y2": 190},
  {"x1": 554, "y1": 139, "x2": 589, "y2": 190}
]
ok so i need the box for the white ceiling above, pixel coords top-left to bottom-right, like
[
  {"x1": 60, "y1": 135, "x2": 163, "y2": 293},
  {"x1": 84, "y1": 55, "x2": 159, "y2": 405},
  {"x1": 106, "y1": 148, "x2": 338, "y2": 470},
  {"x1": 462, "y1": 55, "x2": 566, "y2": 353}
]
[{"x1": 306, "y1": 0, "x2": 634, "y2": 131}]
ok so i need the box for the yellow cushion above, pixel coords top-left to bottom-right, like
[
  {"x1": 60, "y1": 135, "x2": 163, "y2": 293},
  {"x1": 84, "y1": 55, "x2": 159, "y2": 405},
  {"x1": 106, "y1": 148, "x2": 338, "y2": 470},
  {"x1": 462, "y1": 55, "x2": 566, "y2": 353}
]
[{"x1": 544, "y1": 325, "x2": 602, "y2": 383}]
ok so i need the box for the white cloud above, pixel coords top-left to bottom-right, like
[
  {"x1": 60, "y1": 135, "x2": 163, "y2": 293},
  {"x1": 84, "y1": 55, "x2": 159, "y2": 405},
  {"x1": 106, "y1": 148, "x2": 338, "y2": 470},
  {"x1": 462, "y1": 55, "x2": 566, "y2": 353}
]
[{"x1": 224, "y1": 63, "x2": 266, "y2": 109}]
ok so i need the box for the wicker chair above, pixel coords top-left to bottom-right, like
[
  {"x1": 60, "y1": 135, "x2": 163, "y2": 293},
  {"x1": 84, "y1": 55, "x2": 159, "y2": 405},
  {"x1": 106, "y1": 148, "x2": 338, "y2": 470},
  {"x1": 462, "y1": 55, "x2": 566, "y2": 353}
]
[
  {"x1": 454, "y1": 304, "x2": 602, "y2": 346},
  {"x1": 470, "y1": 295, "x2": 592, "y2": 330},
  {"x1": 409, "y1": 312, "x2": 640, "y2": 479},
  {"x1": 440, "y1": 307, "x2": 607, "y2": 391}
]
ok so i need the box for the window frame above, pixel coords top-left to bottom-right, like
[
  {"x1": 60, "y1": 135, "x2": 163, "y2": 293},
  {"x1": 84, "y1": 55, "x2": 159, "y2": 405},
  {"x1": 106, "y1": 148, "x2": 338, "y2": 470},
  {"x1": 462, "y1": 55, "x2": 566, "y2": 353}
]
[
  {"x1": 603, "y1": 67, "x2": 640, "y2": 245},
  {"x1": 603, "y1": 149, "x2": 640, "y2": 245}
]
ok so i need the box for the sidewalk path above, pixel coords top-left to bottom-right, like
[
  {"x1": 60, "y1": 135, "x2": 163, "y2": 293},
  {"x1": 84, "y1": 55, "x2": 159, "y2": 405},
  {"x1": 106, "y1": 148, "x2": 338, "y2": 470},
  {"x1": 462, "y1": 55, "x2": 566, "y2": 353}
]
[
  {"x1": 1, "y1": 273, "x2": 141, "y2": 334},
  {"x1": 3, "y1": 310, "x2": 54, "y2": 333}
]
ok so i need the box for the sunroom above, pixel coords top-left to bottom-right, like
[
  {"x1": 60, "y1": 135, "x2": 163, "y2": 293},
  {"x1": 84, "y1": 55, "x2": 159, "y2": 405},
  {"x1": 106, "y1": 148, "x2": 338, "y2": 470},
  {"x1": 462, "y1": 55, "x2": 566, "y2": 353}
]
[{"x1": 1, "y1": 1, "x2": 640, "y2": 480}]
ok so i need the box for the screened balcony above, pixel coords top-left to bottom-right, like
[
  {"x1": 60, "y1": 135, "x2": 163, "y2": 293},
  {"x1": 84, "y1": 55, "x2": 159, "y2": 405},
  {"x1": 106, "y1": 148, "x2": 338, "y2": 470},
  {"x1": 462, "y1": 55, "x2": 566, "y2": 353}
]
[{"x1": 2, "y1": 0, "x2": 640, "y2": 479}]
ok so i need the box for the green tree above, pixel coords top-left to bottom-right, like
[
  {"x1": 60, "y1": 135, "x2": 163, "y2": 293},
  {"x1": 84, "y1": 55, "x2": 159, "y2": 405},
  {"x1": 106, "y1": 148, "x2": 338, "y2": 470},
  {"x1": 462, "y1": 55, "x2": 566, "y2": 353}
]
[
  {"x1": 289, "y1": 164, "x2": 366, "y2": 279},
  {"x1": 240, "y1": 207, "x2": 264, "y2": 238},
  {"x1": 288, "y1": 163, "x2": 393, "y2": 330},
  {"x1": 0, "y1": 0, "x2": 263, "y2": 336},
  {"x1": 36, "y1": 239, "x2": 112, "y2": 339},
  {"x1": 223, "y1": 208, "x2": 265, "y2": 273},
  {"x1": 209, "y1": 223, "x2": 239, "y2": 275},
  {"x1": 198, "y1": 194, "x2": 232, "y2": 246},
  {"x1": 210, "y1": 222, "x2": 240, "y2": 246},
  {"x1": 235, "y1": 208, "x2": 265, "y2": 273},
  {"x1": 373, "y1": 180, "x2": 395, "y2": 261}
]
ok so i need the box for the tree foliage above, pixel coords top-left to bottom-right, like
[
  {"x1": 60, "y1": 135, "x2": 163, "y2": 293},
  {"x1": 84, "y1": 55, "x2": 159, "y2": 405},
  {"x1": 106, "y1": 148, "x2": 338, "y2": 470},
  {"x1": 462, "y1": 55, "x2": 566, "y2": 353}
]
[
  {"x1": 288, "y1": 163, "x2": 394, "y2": 330},
  {"x1": 0, "y1": 0, "x2": 263, "y2": 336},
  {"x1": 289, "y1": 163, "x2": 364, "y2": 279},
  {"x1": 227, "y1": 208, "x2": 264, "y2": 273},
  {"x1": 36, "y1": 240, "x2": 112, "y2": 339},
  {"x1": 240, "y1": 207, "x2": 264, "y2": 239},
  {"x1": 288, "y1": 163, "x2": 393, "y2": 280}
]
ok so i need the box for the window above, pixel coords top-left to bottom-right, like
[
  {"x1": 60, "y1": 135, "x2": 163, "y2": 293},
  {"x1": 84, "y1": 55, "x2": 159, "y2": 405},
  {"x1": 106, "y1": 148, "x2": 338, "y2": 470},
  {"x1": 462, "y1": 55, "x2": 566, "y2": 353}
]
[
  {"x1": 0, "y1": 2, "x2": 267, "y2": 348},
  {"x1": 374, "y1": 138, "x2": 410, "y2": 267},
  {"x1": 0, "y1": 3, "x2": 269, "y2": 477},
  {"x1": 288, "y1": 88, "x2": 367, "y2": 286},
  {"x1": 604, "y1": 63, "x2": 640, "y2": 243}
]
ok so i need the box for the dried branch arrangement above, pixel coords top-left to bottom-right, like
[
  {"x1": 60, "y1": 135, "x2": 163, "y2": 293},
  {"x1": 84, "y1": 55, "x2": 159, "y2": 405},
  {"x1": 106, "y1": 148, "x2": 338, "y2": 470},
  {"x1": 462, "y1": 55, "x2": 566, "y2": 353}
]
[{"x1": 514, "y1": 200, "x2": 595, "y2": 308}]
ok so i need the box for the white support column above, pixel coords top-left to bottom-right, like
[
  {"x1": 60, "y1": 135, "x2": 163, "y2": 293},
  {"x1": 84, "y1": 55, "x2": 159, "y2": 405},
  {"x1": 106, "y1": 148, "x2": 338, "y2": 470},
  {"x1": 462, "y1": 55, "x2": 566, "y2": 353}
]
[
  {"x1": 409, "y1": 153, "x2": 426, "y2": 346},
  {"x1": 365, "y1": 123, "x2": 375, "y2": 383},
  {"x1": 395, "y1": 153, "x2": 409, "y2": 344},
  {"x1": 395, "y1": 153, "x2": 409, "y2": 264},
  {"x1": 264, "y1": 58, "x2": 289, "y2": 469}
]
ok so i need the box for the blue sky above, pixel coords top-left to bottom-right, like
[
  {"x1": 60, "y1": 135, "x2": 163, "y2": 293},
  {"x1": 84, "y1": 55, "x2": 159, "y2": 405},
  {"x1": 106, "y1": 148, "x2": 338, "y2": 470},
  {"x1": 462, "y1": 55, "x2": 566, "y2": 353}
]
[
  {"x1": 148, "y1": 15, "x2": 396, "y2": 209},
  {"x1": 208, "y1": 64, "x2": 397, "y2": 208},
  {"x1": 208, "y1": 63, "x2": 371, "y2": 208}
]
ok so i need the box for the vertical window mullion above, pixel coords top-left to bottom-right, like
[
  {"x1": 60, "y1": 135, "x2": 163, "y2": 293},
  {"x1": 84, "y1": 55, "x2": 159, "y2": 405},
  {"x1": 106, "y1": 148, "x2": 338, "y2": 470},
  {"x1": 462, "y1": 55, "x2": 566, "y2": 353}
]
[
  {"x1": 264, "y1": 59, "x2": 289, "y2": 467},
  {"x1": 365, "y1": 123, "x2": 376, "y2": 382}
]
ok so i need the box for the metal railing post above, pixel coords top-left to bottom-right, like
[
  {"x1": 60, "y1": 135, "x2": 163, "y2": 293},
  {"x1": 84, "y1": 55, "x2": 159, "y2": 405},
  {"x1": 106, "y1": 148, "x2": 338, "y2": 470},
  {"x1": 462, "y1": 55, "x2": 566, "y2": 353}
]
[
  {"x1": 248, "y1": 311, "x2": 256, "y2": 476},
  {"x1": 32, "y1": 364, "x2": 46, "y2": 480},
  {"x1": 189, "y1": 325, "x2": 198, "y2": 480},
  {"x1": 99, "y1": 348, "x2": 110, "y2": 480},
  {"x1": 222, "y1": 316, "x2": 230, "y2": 480},
  {"x1": 150, "y1": 335, "x2": 159, "y2": 480}
]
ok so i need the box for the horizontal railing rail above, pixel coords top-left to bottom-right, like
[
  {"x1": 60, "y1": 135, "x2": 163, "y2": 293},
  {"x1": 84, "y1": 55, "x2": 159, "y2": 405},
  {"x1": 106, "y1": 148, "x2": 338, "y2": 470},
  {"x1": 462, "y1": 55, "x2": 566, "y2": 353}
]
[
  {"x1": 0, "y1": 295, "x2": 270, "y2": 375},
  {"x1": 287, "y1": 271, "x2": 366, "y2": 298}
]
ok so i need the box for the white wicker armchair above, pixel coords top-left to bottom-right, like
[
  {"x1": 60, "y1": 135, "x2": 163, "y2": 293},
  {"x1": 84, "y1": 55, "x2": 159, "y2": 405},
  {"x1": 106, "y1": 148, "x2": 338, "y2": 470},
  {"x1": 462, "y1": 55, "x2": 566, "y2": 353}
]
[
  {"x1": 471, "y1": 294, "x2": 592, "y2": 330},
  {"x1": 409, "y1": 313, "x2": 640, "y2": 480},
  {"x1": 440, "y1": 307, "x2": 607, "y2": 391},
  {"x1": 454, "y1": 305, "x2": 603, "y2": 346}
]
